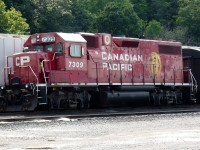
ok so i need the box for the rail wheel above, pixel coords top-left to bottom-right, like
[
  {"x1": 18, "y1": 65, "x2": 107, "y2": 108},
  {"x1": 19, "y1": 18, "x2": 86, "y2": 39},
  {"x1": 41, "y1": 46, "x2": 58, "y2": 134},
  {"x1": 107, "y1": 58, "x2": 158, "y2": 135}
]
[{"x1": 21, "y1": 94, "x2": 36, "y2": 111}]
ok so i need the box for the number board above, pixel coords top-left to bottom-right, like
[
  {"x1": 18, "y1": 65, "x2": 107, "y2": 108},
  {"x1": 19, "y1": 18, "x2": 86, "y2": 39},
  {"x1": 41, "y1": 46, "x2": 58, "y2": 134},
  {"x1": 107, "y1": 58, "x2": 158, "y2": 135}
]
[{"x1": 41, "y1": 36, "x2": 55, "y2": 43}]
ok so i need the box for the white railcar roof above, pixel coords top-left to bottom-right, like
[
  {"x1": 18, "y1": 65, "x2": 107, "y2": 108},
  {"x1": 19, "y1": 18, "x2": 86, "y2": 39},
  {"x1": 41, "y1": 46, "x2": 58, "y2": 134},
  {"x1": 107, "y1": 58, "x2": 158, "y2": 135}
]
[
  {"x1": 182, "y1": 46, "x2": 200, "y2": 51},
  {"x1": 57, "y1": 33, "x2": 87, "y2": 43}
]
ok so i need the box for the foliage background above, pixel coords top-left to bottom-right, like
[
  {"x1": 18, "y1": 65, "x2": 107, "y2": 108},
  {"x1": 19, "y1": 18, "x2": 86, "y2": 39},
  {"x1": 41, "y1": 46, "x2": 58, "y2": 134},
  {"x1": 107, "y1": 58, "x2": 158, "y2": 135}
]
[{"x1": 2, "y1": 0, "x2": 200, "y2": 46}]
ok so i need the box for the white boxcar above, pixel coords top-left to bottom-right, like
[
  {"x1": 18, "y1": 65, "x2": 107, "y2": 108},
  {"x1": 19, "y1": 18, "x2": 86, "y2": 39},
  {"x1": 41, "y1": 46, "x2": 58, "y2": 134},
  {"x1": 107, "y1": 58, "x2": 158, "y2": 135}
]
[{"x1": 0, "y1": 34, "x2": 28, "y2": 85}]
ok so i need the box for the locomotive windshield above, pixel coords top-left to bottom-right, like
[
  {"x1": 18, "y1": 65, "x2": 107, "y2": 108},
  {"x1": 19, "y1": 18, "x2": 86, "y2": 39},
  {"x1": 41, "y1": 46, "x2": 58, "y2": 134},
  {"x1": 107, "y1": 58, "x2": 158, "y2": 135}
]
[
  {"x1": 45, "y1": 44, "x2": 54, "y2": 52},
  {"x1": 33, "y1": 44, "x2": 54, "y2": 52},
  {"x1": 33, "y1": 45, "x2": 43, "y2": 51}
]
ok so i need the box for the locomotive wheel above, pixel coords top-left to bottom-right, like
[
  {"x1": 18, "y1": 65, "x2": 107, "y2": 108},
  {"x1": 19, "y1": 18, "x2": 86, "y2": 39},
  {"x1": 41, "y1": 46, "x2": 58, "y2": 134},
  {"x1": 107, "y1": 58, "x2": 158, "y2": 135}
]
[
  {"x1": 77, "y1": 91, "x2": 91, "y2": 109},
  {"x1": 60, "y1": 98, "x2": 69, "y2": 109},
  {"x1": 48, "y1": 92, "x2": 60, "y2": 109},
  {"x1": 21, "y1": 94, "x2": 33, "y2": 111},
  {"x1": 47, "y1": 91, "x2": 91, "y2": 110},
  {"x1": 48, "y1": 92, "x2": 78, "y2": 109}
]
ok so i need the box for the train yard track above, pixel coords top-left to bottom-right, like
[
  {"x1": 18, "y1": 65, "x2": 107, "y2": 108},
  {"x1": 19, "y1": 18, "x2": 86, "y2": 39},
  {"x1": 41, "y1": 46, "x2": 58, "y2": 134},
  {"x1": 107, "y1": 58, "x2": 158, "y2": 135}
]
[{"x1": 0, "y1": 104, "x2": 200, "y2": 122}]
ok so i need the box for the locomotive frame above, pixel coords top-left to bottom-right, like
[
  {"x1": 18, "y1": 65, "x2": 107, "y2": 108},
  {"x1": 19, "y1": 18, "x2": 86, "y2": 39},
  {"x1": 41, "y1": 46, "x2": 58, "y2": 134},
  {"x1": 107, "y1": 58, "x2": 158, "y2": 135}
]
[{"x1": 0, "y1": 32, "x2": 198, "y2": 112}]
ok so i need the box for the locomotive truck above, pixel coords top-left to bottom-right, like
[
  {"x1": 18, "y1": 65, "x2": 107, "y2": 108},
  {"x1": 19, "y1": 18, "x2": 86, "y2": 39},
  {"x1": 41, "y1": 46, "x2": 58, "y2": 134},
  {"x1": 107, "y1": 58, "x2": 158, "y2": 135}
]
[{"x1": 0, "y1": 32, "x2": 198, "y2": 111}]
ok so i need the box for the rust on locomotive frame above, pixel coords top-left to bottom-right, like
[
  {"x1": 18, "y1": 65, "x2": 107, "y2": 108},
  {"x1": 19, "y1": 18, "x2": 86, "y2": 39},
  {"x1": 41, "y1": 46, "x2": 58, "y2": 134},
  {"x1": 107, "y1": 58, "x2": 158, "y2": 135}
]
[{"x1": 0, "y1": 32, "x2": 197, "y2": 111}]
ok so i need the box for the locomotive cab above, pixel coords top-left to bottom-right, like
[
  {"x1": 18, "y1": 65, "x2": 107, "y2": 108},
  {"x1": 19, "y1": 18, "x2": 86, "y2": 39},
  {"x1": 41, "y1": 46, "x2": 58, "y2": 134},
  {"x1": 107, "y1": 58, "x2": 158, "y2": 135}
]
[{"x1": 20, "y1": 33, "x2": 88, "y2": 83}]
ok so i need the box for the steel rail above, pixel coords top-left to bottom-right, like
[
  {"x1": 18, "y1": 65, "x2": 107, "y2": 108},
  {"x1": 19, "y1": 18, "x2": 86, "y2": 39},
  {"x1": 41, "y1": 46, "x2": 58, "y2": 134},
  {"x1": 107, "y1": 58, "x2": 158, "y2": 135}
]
[{"x1": 1, "y1": 105, "x2": 200, "y2": 122}]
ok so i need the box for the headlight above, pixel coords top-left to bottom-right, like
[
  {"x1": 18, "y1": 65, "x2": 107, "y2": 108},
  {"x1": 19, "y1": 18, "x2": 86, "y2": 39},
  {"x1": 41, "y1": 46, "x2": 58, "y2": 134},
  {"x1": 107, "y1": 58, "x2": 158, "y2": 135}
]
[
  {"x1": 25, "y1": 84, "x2": 29, "y2": 88},
  {"x1": 1, "y1": 86, "x2": 4, "y2": 90}
]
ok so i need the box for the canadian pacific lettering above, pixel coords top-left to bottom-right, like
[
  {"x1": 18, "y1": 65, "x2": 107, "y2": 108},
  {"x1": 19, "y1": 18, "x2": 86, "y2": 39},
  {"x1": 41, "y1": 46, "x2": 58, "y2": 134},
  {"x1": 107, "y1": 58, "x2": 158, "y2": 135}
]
[
  {"x1": 102, "y1": 63, "x2": 132, "y2": 71},
  {"x1": 101, "y1": 52, "x2": 143, "y2": 71},
  {"x1": 102, "y1": 52, "x2": 143, "y2": 62}
]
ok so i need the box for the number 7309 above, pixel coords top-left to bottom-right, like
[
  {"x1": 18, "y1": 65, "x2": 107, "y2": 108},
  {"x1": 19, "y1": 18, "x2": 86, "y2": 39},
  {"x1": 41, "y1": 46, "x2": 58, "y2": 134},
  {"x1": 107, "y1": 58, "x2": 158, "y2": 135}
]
[{"x1": 69, "y1": 61, "x2": 83, "y2": 68}]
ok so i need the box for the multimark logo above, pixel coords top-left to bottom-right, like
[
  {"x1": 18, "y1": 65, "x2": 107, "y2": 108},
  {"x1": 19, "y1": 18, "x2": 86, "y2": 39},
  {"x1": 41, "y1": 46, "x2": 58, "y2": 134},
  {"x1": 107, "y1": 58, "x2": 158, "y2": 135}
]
[{"x1": 16, "y1": 56, "x2": 30, "y2": 66}]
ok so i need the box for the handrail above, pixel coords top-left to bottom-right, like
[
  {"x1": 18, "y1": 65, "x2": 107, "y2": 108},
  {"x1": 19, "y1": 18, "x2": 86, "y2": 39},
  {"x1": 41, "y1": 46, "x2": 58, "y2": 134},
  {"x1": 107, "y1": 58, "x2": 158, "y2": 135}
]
[
  {"x1": 41, "y1": 62, "x2": 47, "y2": 84},
  {"x1": 40, "y1": 52, "x2": 58, "y2": 100},
  {"x1": 3, "y1": 56, "x2": 13, "y2": 85},
  {"x1": 0, "y1": 69, "x2": 4, "y2": 85},
  {"x1": 88, "y1": 59, "x2": 187, "y2": 85},
  {"x1": 3, "y1": 55, "x2": 39, "y2": 95},
  {"x1": 3, "y1": 67, "x2": 11, "y2": 85},
  {"x1": 41, "y1": 52, "x2": 58, "y2": 84},
  {"x1": 189, "y1": 69, "x2": 198, "y2": 93},
  {"x1": 19, "y1": 65, "x2": 39, "y2": 95}
]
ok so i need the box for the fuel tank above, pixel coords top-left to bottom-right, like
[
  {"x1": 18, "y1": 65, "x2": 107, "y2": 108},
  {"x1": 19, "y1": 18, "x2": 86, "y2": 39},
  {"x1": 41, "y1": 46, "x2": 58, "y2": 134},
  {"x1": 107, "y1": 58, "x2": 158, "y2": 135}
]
[
  {"x1": 112, "y1": 86, "x2": 155, "y2": 91},
  {"x1": 99, "y1": 91, "x2": 150, "y2": 106}
]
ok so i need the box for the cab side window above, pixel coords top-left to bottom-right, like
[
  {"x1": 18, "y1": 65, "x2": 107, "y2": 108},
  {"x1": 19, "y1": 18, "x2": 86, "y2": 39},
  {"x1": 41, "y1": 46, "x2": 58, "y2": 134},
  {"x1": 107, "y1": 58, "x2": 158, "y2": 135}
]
[
  {"x1": 56, "y1": 43, "x2": 63, "y2": 53},
  {"x1": 70, "y1": 44, "x2": 81, "y2": 57}
]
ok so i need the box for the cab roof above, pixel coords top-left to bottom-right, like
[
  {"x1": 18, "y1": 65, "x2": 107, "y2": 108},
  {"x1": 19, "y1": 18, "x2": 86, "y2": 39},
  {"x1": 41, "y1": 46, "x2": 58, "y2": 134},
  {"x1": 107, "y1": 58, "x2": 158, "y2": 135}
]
[{"x1": 57, "y1": 33, "x2": 87, "y2": 43}]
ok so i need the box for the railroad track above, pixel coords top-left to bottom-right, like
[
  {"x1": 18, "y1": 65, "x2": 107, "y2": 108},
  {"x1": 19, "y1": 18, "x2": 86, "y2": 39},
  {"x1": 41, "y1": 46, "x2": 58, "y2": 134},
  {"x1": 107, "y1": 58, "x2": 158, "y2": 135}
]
[{"x1": 1, "y1": 105, "x2": 200, "y2": 122}]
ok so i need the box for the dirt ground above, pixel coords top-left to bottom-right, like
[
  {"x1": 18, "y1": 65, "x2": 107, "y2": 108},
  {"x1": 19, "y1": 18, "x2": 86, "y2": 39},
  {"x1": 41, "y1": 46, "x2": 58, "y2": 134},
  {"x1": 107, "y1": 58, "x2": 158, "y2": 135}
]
[{"x1": 1, "y1": 112, "x2": 200, "y2": 150}]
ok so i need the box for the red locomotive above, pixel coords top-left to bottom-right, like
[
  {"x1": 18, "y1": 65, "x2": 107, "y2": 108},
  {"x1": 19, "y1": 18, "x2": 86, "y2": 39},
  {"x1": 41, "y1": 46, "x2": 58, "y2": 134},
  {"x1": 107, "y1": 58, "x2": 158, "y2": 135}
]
[{"x1": 0, "y1": 32, "x2": 198, "y2": 111}]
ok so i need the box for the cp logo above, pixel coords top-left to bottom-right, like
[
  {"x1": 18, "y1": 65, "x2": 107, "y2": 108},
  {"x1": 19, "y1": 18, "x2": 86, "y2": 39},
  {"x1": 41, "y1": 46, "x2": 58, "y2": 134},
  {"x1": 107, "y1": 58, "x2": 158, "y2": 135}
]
[
  {"x1": 16, "y1": 56, "x2": 30, "y2": 66},
  {"x1": 148, "y1": 52, "x2": 161, "y2": 77}
]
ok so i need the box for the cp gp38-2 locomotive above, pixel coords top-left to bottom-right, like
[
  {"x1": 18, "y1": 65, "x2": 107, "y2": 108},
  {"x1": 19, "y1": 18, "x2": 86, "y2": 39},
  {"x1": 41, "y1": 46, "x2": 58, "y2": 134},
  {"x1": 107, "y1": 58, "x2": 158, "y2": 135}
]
[{"x1": 0, "y1": 32, "x2": 198, "y2": 111}]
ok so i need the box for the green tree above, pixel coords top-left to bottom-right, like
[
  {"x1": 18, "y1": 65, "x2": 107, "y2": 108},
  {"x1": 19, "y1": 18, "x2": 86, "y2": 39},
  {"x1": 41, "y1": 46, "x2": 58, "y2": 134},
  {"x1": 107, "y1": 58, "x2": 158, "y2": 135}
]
[
  {"x1": 162, "y1": 26, "x2": 188, "y2": 43},
  {"x1": 4, "y1": 0, "x2": 73, "y2": 33},
  {"x1": 82, "y1": 0, "x2": 120, "y2": 14},
  {"x1": 146, "y1": 0, "x2": 178, "y2": 29},
  {"x1": 3, "y1": 0, "x2": 36, "y2": 33},
  {"x1": 130, "y1": 0, "x2": 148, "y2": 21},
  {"x1": 71, "y1": 0, "x2": 94, "y2": 32},
  {"x1": 96, "y1": 0, "x2": 141, "y2": 37},
  {"x1": 0, "y1": 0, "x2": 29, "y2": 34},
  {"x1": 31, "y1": 0, "x2": 73, "y2": 33},
  {"x1": 0, "y1": 0, "x2": 8, "y2": 32},
  {"x1": 177, "y1": 0, "x2": 200, "y2": 44},
  {"x1": 5, "y1": 7, "x2": 29, "y2": 34},
  {"x1": 145, "y1": 20, "x2": 164, "y2": 39}
]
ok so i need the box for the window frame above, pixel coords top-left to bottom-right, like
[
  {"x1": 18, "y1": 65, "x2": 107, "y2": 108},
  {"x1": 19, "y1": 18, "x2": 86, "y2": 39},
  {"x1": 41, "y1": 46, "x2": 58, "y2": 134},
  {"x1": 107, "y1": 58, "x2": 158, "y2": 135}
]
[
  {"x1": 70, "y1": 44, "x2": 82, "y2": 58},
  {"x1": 56, "y1": 42, "x2": 64, "y2": 53}
]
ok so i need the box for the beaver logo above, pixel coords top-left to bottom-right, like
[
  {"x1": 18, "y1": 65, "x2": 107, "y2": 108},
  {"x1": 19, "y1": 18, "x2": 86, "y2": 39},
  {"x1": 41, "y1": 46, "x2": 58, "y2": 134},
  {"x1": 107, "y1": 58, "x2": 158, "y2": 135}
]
[
  {"x1": 148, "y1": 52, "x2": 161, "y2": 77},
  {"x1": 104, "y1": 35, "x2": 111, "y2": 45}
]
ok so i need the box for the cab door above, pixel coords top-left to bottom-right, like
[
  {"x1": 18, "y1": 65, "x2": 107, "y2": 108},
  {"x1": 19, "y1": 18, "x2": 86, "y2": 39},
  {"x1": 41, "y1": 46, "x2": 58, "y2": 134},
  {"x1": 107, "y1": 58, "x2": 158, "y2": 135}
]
[{"x1": 65, "y1": 43, "x2": 88, "y2": 83}]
